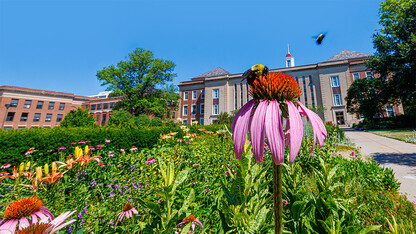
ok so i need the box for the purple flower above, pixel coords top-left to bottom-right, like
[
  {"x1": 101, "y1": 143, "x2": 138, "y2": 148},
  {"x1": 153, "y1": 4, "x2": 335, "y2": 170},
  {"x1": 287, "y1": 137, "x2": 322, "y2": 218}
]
[
  {"x1": 110, "y1": 191, "x2": 115, "y2": 197},
  {"x1": 68, "y1": 225, "x2": 73, "y2": 233},
  {"x1": 0, "y1": 163, "x2": 11, "y2": 169},
  {"x1": 78, "y1": 212, "x2": 82, "y2": 218},
  {"x1": 105, "y1": 139, "x2": 111, "y2": 143},
  {"x1": 109, "y1": 221, "x2": 114, "y2": 225},
  {"x1": 109, "y1": 153, "x2": 114, "y2": 157},
  {"x1": 83, "y1": 208, "x2": 88, "y2": 214},
  {"x1": 176, "y1": 215, "x2": 203, "y2": 233},
  {"x1": 86, "y1": 140, "x2": 91, "y2": 143},
  {"x1": 146, "y1": 158, "x2": 155, "y2": 164},
  {"x1": 282, "y1": 200, "x2": 289, "y2": 205},
  {"x1": 120, "y1": 149, "x2": 125, "y2": 152},
  {"x1": 59, "y1": 146, "x2": 66, "y2": 151},
  {"x1": 70, "y1": 142, "x2": 76, "y2": 145}
]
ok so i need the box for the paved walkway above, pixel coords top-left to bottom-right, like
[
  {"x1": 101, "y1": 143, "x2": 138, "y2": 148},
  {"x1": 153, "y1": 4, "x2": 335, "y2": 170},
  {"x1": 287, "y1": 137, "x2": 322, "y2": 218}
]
[{"x1": 343, "y1": 128, "x2": 416, "y2": 203}]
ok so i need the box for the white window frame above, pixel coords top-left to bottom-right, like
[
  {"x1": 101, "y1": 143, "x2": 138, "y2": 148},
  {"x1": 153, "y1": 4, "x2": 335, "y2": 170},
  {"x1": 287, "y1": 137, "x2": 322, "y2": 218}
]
[
  {"x1": 200, "y1": 103, "x2": 204, "y2": 115},
  {"x1": 200, "y1": 89, "x2": 205, "y2": 99},
  {"x1": 183, "y1": 105, "x2": 188, "y2": 116},
  {"x1": 184, "y1": 91, "x2": 188, "y2": 100},
  {"x1": 212, "y1": 104, "x2": 219, "y2": 115},
  {"x1": 386, "y1": 105, "x2": 395, "y2": 117},
  {"x1": 213, "y1": 89, "x2": 219, "y2": 99},
  {"x1": 191, "y1": 104, "x2": 197, "y2": 115},
  {"x1": 333, "y1": 94, "x2": 343, "y2": 106},
  {"x1": 330, "y1": 76, "x2": 340, "y2": 87},
  {"x1": 192, "y1": 90, "x2": 197, "y2": 100},
  {"x1": 352, "y1": 73, "x2": 360, "y2": 80},
  {"x1": 366, "y1": 71, "x2": 373, "y2": 79},
  {"x1": 182, "y1": 119, "x2": 188, "y2": 125},
  {"x1": 199, "y1": 118, "x2": 204, "y2": 125}
]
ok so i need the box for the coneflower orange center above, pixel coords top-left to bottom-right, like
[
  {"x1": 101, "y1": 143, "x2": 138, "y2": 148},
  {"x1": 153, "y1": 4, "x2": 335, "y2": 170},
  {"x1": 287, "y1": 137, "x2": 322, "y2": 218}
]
[
  {"x1": 3, "y1": 196, "x2": 43, "y2": 220},
  {"x1": 249, "y1": 72, "x2": 301, "y2": 101},
  {"x1": 123, "y1": 203, "x2": 133, "y2": 212},
  {"x1": 15, "y1": 223, "x2": 52, "y2": 234},
  {"x1": 182, "y1": 214, "x2": 196, "y2": 223}
]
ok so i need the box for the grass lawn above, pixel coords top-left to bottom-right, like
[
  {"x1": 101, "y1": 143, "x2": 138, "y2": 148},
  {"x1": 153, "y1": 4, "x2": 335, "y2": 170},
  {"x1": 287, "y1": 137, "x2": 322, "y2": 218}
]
[{"x1": 367, "y1": 129, "x2": 416, "y2": 143}]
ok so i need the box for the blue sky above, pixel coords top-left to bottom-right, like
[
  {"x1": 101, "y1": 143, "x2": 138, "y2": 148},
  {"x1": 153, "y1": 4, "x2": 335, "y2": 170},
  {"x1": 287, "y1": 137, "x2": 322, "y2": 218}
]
[{"x1": 0, "y1": 0, "x2": 382, "y2": 96}]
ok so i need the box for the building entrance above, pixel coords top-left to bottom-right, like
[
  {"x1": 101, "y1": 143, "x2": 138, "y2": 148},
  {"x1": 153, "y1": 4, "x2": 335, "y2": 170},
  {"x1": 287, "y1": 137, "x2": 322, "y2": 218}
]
[{"x1": 335, "y1": 111, "x2": 345, "y2": 125}]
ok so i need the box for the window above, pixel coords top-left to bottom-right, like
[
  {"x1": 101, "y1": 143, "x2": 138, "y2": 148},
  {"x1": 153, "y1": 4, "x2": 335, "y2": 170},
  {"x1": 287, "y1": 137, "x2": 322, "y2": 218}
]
[
  {"x1": 45, "y1": 114, "x2": 52, "y2": 122},
  {"x1": 333, "y1": 94, "x2": 343, "y2": 106},
  {"x1": 101, "y1": 114, "x2": 106, "y2": 126},
  {"x1": 20, "y1": 113, "x2": 28, "y2": 122},
  {"x1": 386, "y1": 105, "x2": 395, "y2": 117},
  {"x1": 48, "y1": 102, "x2": 55, "y2": 110},
  {"x1": 246, "y1": 83, "x2": 249, "y2": 102},
  {"x1": 10, "y1": 99, "x2": 19, "y2": 107},
  {"x1": 33, "y1": 113, "x2": 41, "y2": 122},
  {"x1": 234, "y1": 84, "x2": 237, "y2": 110},
  {"x1": 172, "y1": 112, "x2": 175, "y2": 118},
  {"x1": 200, "y1": 103, "x2": 204, "y2": 115},
  {"x1": 200, "y1": 89, "x2": 205, "y2": 99},
  {"x1": 36, "y1": 101, "x2": 43, "y2": 109},
  {"x1": 191, "y1": 104, "x2": 197, "y2": 115},
  {"x1": 199, "y1": 118, "x2": 204, "y2": 125},
  {"x1": 330, "y1": 76, "x2": 340, "y2": 87},
  {"x1": 18, "y1": 126, "x2": 25, "y2": 129},
  {"x1": 97, "y1": 104, "x2": 102, "y2": 110},
  {"x1": 287, "y1": 60, "x2": 291, "y2": 67},
  {"x1": 192, "y1": 90, "x2": 197, "y2": 100},
  {"x1": 24, "y1": 100, "x2": 32, "y2": 109},
  {"x1": 56, "y1": 114, "x2": 63, "y2": 122},
  {"x1": 91, "y1": 104, "x2": 96, "y2": 110},
  {"x1": 353, "y1": 73, "x2": 360, "y2": 80},
  {"x1": 366, "y1": 71, "x2": 373, "y2": 79},
  {"x1": 184, "y1": 91, "x2": 188, "y2": 100},
  {"x1": 213, "y1": 89, "x2": 219, "y2": 99},
  {"x1": 191, "y1": 119, "x2": 196, "y2": 125},
  {"x1": 59, "y1": 103, "x2": 65, "y2": 110},
  {"x1": 4, "y1": 127, "x2": 12, "y2": 130},
  {"x1": 110, "y1": 102, "x2": 115, "y2": 109},
  {"x1": 183, "y1": 105, "x2": 188, "y2": 116},
  {"x1": 213, "y1": 104, "x2": 219, "y2": 115},
  {"x1": 359, "y1": 113, "x2": 365, "y2": 119},
  {"x1": 103, "y1": 103, "x2": 109, "y2": 109},
  {"x1": 6, "y1": 112, "x2": 15, "y2": 121},
  {"x1": 182, "y1": 119, "x2": 188, "y2": 125},
  {"x1": 240, "y1": 83, "x2": 243, "y2": 106}
]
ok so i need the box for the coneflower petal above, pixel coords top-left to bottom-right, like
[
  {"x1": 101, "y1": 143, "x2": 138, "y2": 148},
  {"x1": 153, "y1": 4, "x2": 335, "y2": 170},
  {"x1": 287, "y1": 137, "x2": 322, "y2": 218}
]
[
  {"x1": 18, "y1": 217, "x2": 30, "y2": 230},
  {"x1": 265, "y1": 100, "x2": 285, "y2": 165},
  {"x1": 296, "y1": 101, "x2": 327, "y2": 150},
  {"x1": 0, "y1": 220, "x2": 17, "y2": 233},
  {"x1": 232, "y1": 99, "x2": 255, "y2": 159},
  {"x1": 250, "y1": 100, "x2": 268, "y2": 164},
  {"x1": 286, "y1": 100, "x2": 303, "y2": 164}
]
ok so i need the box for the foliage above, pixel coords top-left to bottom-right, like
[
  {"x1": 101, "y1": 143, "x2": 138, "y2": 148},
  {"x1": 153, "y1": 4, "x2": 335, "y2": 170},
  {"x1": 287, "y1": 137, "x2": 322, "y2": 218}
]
[
  {"x1": 217, "y1": 110, "x2": 238, "y2": 125},
  {"x1": 308, "y1": 105, "x2": 326, "y2": 115},
  {"x1": 345, "y1": 77, "x2": 384, "y2": 121},
  {"x1": 367, "y1": 0, "x2": 416, "y2": 113},
  {"x1": 59, "y1": 107, "x2": 97, "y2": 128},
  {"x1": 96, "y1": 48, "x2": 181, "y2": 119},
  {"x1": 106, "y1": 110, "x2": 133, "y2": 127}
]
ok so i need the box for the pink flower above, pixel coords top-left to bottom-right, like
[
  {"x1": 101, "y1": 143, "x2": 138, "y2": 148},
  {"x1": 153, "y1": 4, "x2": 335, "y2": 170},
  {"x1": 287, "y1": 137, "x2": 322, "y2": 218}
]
[
  {"x1": 231, "y1": 72, "x2": 327, "y2": 165},
  {"x1": 58, "y1": 146, "x2": 66, "y2": 151},
  {"x1": 85, "y1": 140, "x2": 91, "y2": 143},
  {"x1": 224, "y1": 136, "x2": 230, "y2": 139},
  {"x1": 120, "y1": 149, "x2": 125, "y2": 152},
  {"x1": 105, "y1": 139, "x2": 111, "y2": 143},
  {"x1": 70, "y1": 142, "x2": 76, "y2": 145},
  {"x1": 117, "y1": 203, "x2": 138, "y2": 222},
  {"x1": 108, "y1": 154, "x2": 114, "y2": 157},
  {"x1": 146, "y1": 158, "x2": 155, "y2": 164},
  {"x1": 282, "y1": 200, "x2": 288, "y2": 205},
  {"x1": 78, "y1": 141, "x2": 86, "y2": 144},
  {"x1": 176, "y1": 215, "x2": 203, "y2": 234},
  {"x1": 1, "y1": 163, "x2": 11, "y2": 169},
  {"x1": 129, "y1": 146, "x2": 137, "y2": 151},
  {"x1": 225, "y1": 171, "x2": 230, "y2": 176},
  {"x1": 97, "y1": 144, "x2": 103, "y2": 148}
]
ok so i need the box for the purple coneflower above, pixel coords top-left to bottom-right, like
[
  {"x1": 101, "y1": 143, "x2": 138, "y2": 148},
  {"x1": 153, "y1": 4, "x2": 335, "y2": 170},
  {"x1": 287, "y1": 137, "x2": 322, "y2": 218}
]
[
  {"x1": 97, "y1": 144, "x2": 103, "y2": 148},
  {"x1": 117, "y1": 203, "x2": 138, "y2": 222},
  {"x1": 85, "y1": 140, "x2": 91, "y2": 143},
  {"x1": 175, "y1": 214, "x2": 203, "y2": 234},
  {"x1": 105, "y1": 139, "x2": 111, "y2": 143},
  {"x1": 146, "y1": 158, "x2": 155, "y2": 164},
  {"x1": 58, "y1": 146, "x2": 66, "y2": 151},
  {"x1": 78, "y1": 141, "x2": 85, "y2": 144},
  {"x1": 70, "y1": 142, "x2": 76, "y2": 145},
  {"x1": 0, "y1": 163, "x2": 11, "y2": 169},
  {"x1": 129, "y1": 146, "x2": 137, "y2": 151}
]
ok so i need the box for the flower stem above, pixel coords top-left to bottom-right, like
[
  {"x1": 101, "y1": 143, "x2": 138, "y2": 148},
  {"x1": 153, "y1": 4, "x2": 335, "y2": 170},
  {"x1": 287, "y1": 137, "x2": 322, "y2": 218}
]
[{"x1": 273, "y1": 164, "x2": 283, "y2": 234}]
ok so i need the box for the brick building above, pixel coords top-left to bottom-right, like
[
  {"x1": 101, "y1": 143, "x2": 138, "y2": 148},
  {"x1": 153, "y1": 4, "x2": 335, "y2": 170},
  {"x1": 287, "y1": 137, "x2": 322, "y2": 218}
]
[
  {"x1": 0, "y1": 86, "x2": 96, "y2": 129},
  {"x1": 178, "y1": 50, "x2": 403, "y2": 126}
]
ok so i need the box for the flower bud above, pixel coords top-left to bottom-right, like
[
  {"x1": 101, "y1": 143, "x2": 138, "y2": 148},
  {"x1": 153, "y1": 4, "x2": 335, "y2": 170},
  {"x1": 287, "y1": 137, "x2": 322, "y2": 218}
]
[
  {"x1": 19, "y1": 162, "x2": 24, "y2": 174},
  {"x1": 44, "y1": 164, "x2": 49, "y2": 175},
  {"x1": 36, "y1": 167, "x2": 42, "y2": 180},
  {"x1": 26, "y1": 162, "x2": 31, "y2": 171},
  {"x1": 75, "y1": 146, "x2": 81, "y2": 158},
  {"x1": 84, "y1": 145, "x2": 89, "y2": 157},
  {"x1": 52, "y1": 162, "x2": 57, "y2": 175}
]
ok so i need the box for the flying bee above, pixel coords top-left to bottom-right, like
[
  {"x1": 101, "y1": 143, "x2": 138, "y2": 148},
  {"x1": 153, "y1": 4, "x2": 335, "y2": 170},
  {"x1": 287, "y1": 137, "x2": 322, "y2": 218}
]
[
  {"x1": 313, "y1": 32, "x2": 327, "y2": 45},
  {"x1": 242, "y1": 64, "x2": 269, "y2": 86}
]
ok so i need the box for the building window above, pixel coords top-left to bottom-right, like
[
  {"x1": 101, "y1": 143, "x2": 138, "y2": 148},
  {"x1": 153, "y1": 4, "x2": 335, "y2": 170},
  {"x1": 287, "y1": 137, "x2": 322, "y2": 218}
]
[
  {"x1": 183, "y1": 105, "x2": 188, "y2": 116},
  {"x1": 287, "y1": 60, "x2": 291, "y2": 67},
  {"x1": 101, "y1": 114, "x2": 107, "y2": 126},
  {"x1": 45, "y1": 114, "x2": 52, "y2": 122},
  {"x1": 91, "y1": 104, "x2": 96, "y2": 110},
  {"x1": 33, "y1": 113, "x2": 41, "y2": 122},
  {"x1": 18, "y1": 126, "x2": 25, "y2": 129},
  {"x1": 240, "y1": 83, "x2": 243, "y2": 106},
  {"x1": 200, "y1": 89, "x2": 205, "y2": 99},
  {"x1": 333, "y1": 94, "x2": 343, "y2": 106},
  {"x1": 198, "y1": 118, "x2": 204, "y2": 125},
  {"x1": 191, "y1": 118, "x2": 196, "y2": 125},
  {"x1": 97, "y1": 104, "x2": 102, "y2": 110},
  {"x1": 56, "y1": 114, "x2": 63, "y2": 122},
  {"x1": 192, "y1": 90, "x2": 197, "y2": 100},
  {"x1": 246, "y1": 83, "x2": 249, "y2": 102},
  {"x1": 36, "y1": 101, "x2": 44, "y2": 109},
  {"x1": 4, "y1": 127, "x2": 12, "y2": 130},
  {"x1": 213, "y1": 104, "x2": 219, "y2": 115},
  {"x1": 200, "y1": 103, "x2": 204, "y2": 115},
  {"x1": 184, "y1": 91, "x2": 188, "y2": 100},
  {"x1": 182, "y1": 119, "x2": 188, "y2": 125},
  {"x1": 366, "y1": 71, "x2": 373, "y2": 79},
  {"x1": 191, "y1": 104, "x2": 197, "y2": 115},
  {"x1": 353, "y1": 73, "x2": 360, "y2": 80},
  {"x1": 110, "y1": 102, "x2": 115, "y2": 109},
  {"x1": 24, "y1": 100, "x2": 32, "y2": 109},
  {"x1": 386, "y1": 105, "x2": 395, "y2": 117},
  {"x1": 48, "y1": 102, "x2": 55, "y2": 110},
  {"x1": 59, "y1": 103, "x2": 65, "y2": 110},
  {"x1": 10, "y1": 99, "x2": 18, "y2": 107},
  {"x1": 309, "y1": 76, "x2": 315, "y2": 107},
  {"x1": 103, "y1": 103, "x2": 109, "y2": 109},
  {"x1": 20, "y1": 113, "x2": 28, "y2": 122},
  {"x1": 234, "y1": 84, "x2": 237, "y2": 110},
  {"x1": 213, "y1": 89, "x2": 219, "y2": 99},
  {"x1": 172, "y1": 112, "x2": 175, "y2": 118},
  {"x1": 359, "y1": 113, "x2": 365, "y2": 119},
  {"x1": 6, "y1": 112, "x2": 15, "y2": 121},
  {"x1": 330, "y1": 76, "x2": 340, "y2": 87}
]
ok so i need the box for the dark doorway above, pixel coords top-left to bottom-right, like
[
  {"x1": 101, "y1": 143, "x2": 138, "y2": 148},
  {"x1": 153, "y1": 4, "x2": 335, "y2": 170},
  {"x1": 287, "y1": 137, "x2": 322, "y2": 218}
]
[{"x1": 335, "y1": 111, "x2": 345, "y2": 125}]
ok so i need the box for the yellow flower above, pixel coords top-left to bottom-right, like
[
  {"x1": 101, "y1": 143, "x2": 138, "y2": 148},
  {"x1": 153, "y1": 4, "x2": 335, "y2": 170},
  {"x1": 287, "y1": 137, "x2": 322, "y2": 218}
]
[
  {"x1": 84, "y1": 145, "x2": 89, "y2": 157},
  {"x1": 52, "y1": 162, "x2": 57, "y2": 175},
  {"x1": 44, "y1": 164, "x2": 49, "y2": 175},
  {"x1": 19, "y1": 163, "x2": 25, "y2": 174},
  {"x1": 35, "y1": 167, "x2": 42, "y2": 180},
  {"x1": 25, "y1": 162, "x2": 31, "y2": 171}
]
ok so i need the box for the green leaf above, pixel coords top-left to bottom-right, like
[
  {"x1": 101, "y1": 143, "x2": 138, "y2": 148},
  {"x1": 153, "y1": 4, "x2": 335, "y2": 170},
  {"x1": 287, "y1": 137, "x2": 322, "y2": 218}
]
[
  {"x1": 221, "y1": 181, "x2": 236, "y2": 205},
  {"x1": 179, "y1": 188, "x2": 195, "y2": 214},
  {"x1": 357, "y1": 225, "x2": 382, "y2": 234},
  {"x1": 230, "y1": 174, "x2": 245, "y2": 205},
  {"x1": 172, "y1": 168, "x2": 190, "y2": 193},
  {"x1": 137, "y1": 198, "x2": 162, "y2": 218}
]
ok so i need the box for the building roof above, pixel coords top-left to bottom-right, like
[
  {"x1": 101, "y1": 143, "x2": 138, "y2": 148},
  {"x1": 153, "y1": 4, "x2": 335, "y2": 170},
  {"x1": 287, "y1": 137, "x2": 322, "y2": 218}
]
[
  {"x1": 0, "y1": 85, "x2": 96, "y2": 100},
  {"x1": 325, "y1": 50, "x2": 371, "y2": 62},
  {"x1": 286, "y1": 53, "x2": 292, "y2": 58},
  {"x1": 194, "y1": 67, "x2": 231, "y2": 78}
]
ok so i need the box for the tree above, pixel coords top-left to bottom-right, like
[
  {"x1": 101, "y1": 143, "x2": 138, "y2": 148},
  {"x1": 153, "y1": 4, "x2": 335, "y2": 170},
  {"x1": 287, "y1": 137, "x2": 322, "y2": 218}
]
[
  {"x1": 60, "y1": 108, "x2": 97, "y2": 127},
  {"x1": 367, "y1": 0, "x2": 416, "y2": 113},
  {"x1": 97, "y1": 48, "x2": 181, "y2": 118},
  {"x1": 106, "y1": 110, "x2": 133, "y2": 127},
  {"x1": 346, "y1": 78, "x2": 385, "y2": 121}
]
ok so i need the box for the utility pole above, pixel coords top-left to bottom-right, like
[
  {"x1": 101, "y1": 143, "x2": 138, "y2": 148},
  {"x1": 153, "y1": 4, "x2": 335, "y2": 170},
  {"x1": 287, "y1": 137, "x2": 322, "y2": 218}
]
[{"x1": 2, "y1": 104, "x2": 11, "y2": 129}]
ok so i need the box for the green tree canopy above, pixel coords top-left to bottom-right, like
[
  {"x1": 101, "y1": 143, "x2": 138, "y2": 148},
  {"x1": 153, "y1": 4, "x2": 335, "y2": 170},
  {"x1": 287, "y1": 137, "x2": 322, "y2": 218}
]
[
  {"x1": 97, "y1": 48, "x2": 181, "y2": 118},
  {"x1": 367, "y1": 0, "x2": 416, "y2": 113},
  {"x1": 60, "y1": 107, "x2": 97, "y2": 127}
]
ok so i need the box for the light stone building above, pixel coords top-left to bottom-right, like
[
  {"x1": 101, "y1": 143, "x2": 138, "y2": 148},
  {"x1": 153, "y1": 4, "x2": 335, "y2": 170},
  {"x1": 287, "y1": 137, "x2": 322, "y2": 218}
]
[{"x1": 178, "y1": 50, "x2": 403, "y2": 126}]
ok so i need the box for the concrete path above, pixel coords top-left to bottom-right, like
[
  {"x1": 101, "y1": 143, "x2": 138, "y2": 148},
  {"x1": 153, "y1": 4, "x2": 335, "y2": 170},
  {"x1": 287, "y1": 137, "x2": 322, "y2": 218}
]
[{"x1": 343, "y1": 128, "x2": 416, "y2": 204}]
